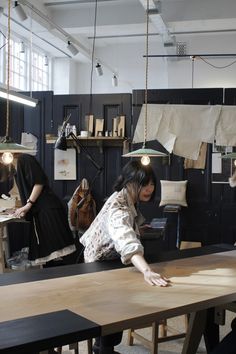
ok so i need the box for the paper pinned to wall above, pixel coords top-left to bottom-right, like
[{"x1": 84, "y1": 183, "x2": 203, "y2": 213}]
[
  {"x1": 212, "y1": 153, "x2": 222, "y2": 174},
  {"x1": 54, "y1": 148, "x2": 77, "y2": 180},
  {"x1": 21, "y1": 132, "x2": 37, "y2": 155}
]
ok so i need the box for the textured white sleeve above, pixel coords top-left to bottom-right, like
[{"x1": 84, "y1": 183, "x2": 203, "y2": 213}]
[{"x1": 107, "y1": 205, "x2": 144, "y2": 265}]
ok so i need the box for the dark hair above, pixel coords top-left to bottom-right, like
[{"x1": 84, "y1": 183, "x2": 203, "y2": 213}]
[{"x1": 114, "y1": 160, "x2": 156, "y2": 198}]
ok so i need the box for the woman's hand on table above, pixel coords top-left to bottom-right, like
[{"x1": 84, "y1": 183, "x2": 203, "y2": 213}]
[
  {"x1": 12, "y1": 204, "x2": 31, "y2": 218},
  {"x1": 144, "y1": 269, "x2": 170, "y2": 287}
]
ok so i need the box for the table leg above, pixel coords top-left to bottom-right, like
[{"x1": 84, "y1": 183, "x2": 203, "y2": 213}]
[
  {"x1": 204, "y1": 307, "x2": 220, "y2": 352},
  {"x1": 0, "y1": 225, "x2": 5, "y2": 273},
  {"x1": 181, "y1": 310, "x2": 207, "y2": 354}
]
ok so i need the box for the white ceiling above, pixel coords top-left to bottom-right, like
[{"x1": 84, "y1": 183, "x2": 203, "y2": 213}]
[{"x1": 1, "y1": 0, "x2": 236, "y2": 63}]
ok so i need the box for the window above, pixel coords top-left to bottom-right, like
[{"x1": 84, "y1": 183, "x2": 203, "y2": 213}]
[
  {"x1": 0, "y1": 29, "x2": 7, "y2": 84},
  {"x1": 31, "y1": 50, "x2": 50, "y2": 91},
  {"x1": 0, "y1": 30, "x2": 50, "y2": 92},
  {"x1": 6, "y1": 39, "x2": 27, "y2": 90}
]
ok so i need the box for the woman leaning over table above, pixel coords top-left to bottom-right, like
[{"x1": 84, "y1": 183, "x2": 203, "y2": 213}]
[
  {"x1": 11, "y1": 153, "x2": 76, "y2": 267},
  {"x1": 80, "y1": 160, "x2": 170, "y2": 354}
]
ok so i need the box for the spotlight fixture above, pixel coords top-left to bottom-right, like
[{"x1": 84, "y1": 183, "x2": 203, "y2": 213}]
[
  {"x1": 14, "y1": 1, "x2": 27, "y2": 21},
  {"x1": 112, "y1": 74, "x2": 118, "y2": 87},
  {"x1": 95, "y1": 62, "x2": 103, "y2": 76},
  {"x1": 43, "y1": 55, "x2": 49, "y2": 66},
  {"x1": 67, "y1": 41, "x2": 79, "y2": 56},
  {"x1": 19, "y1": 41, "x2": 25, "y2": 54}
]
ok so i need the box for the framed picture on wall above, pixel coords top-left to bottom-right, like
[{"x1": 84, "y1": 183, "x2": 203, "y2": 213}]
[
  {"x1": 211, "y1": 143, "x2": 234, "y2": 184},
  {"x1": 54, "y1": 148, "x2": 77, "y2": 180}
]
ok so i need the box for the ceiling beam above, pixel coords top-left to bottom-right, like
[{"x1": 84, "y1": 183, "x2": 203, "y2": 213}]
[{"x1": 15, "y1": 0, "x2": 116, "y2": 74}]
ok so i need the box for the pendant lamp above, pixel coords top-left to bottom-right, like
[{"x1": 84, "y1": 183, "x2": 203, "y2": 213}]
[
  {"x1": 123, "y1": 0, "x2": 167, "y2": 165},
  {"x1": 0, "y1": 0, "x2": 36, "y2": 165}
]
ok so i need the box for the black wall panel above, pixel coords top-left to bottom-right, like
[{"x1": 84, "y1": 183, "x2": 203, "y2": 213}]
[
  {"x1": 45, "y1": 93, "x2": 132, "y2": 211},
  {"x1": 132, "y1": 88, "x2": 225, "y2": 249},
  {"x1": 4, "y1": 87, "x2": 236, "y2": 254}
]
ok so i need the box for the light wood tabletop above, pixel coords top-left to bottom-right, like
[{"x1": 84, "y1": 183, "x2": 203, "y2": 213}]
[{"x1": 1, "y1": 249, "x2": 236, "y2": 334}]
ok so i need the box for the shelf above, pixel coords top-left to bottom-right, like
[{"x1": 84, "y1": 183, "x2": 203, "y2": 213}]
[{"x1": 46, "y1": 135, "x2": 127, "y2": 148}]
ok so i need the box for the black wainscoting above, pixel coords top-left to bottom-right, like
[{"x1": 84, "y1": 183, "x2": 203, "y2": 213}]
[
  {"x1": 2, "y1": 88, "x2": 236, "y2": 255},
  {"x1": 132, "y1": 88, "x2": 226, "y2": 249}
]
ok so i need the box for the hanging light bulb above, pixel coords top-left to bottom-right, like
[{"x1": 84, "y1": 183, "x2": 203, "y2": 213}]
[
  {"x1": 2, "y1": 151, "x2": 13, "y2": 165},
  {"x1": 123, "y1": 0, "x2": 167, "y2": 164},
  {"x1": 141, "y1": 155, "x2": 150, "y2": 166}
]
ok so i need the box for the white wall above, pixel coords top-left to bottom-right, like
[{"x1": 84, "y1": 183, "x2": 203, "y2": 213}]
[
  {"x1": 52, "y1": 32, "x2": 236, "y2": 95},
  {"x1": 168, "y1": 32, "x2": 236, "y2": 88},
  {"x1": 53, "y1": 58, "x2": 78, "y2": 94}
]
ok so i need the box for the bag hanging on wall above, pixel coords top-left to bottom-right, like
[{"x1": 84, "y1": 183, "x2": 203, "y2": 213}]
[{"x1": 68, "y1": 178, "x2": 96, "y2": 231}]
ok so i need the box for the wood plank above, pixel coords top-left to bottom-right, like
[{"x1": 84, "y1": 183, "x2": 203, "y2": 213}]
[
  {"x1": 1, "y1": 250, "x2": 236, "y2": 336},
  {"x1": 0, "y1": 244, "x2": 232, "y2": 286}
]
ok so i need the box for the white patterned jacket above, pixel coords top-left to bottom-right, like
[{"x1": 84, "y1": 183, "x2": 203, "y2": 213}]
[{"x1": 80, "y1": 188, "x2": 145, "y2": 264}]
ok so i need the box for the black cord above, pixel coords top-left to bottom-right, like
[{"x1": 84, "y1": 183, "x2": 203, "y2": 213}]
[
  {"x1": 0, "y1": 43, "x2": 7, "y2": 50},
  {"x1": 89, "y1": 0, "x2": 98, "y2": 114},
  {"x1": 68, "y1": 132, "x2": 103, "y2": 172},
  {"x1": 198, "y1": 56, "x2": 236, "y2": 69}
]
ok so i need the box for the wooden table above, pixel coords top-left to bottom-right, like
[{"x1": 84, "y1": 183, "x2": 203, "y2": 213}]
[
  {"x1": 0, "y1": 214, "x2": 19, "y2": 273},
  {"x1": 0, "y1": 245, "x2": 236, "y2": 354}
]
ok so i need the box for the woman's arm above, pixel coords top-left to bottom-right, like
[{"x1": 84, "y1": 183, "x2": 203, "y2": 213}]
[
  {"x1": 27, "y1": 184, "x2": 43, "y2": 203},
  {"x1": 131, "y1": 253, "x2": 170, "y2": 287},
  {"x1": 13, "y1": 184, "x2": 43, "y2": 218}
]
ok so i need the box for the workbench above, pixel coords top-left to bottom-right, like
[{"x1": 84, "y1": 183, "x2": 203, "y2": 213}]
[{"x1": 0, "y1": 244, "x2": 235, "y2": 354}]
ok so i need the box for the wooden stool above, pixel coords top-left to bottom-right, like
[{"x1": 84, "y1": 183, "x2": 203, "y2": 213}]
[
  {"x1": 56, "y1": 338, "x2": 93, "y2": 354},
  {"x1": 127, "y1": 317, "x2": 187, "y2": 354}
]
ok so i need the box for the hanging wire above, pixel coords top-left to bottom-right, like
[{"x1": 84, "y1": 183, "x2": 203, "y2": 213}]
[
  {"x1": 143, "y1": 0, "x2": 149, "y2": 148},
  {"x1": 198, "y1": 55, "x2": 236, "y2": 69},
  {"x1": 0, "y1": 30, "x2": 7, "y2": 51},
  {"x1": 6, "y1": 0, "x2": 11, "y2": 138},
  {"x1": 191, "y1": 55, "x2": 195, "y2": 88},
  {"x1": 29, "y1": 10, "x2": 33, "y2": 96},
  {"x1": 89, "y1": 0, "x2": 98, "y2": 114}
]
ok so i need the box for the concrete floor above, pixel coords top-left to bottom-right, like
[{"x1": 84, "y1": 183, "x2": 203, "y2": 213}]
[{"x1": 58, "y1": 311, "x2": 235, "y2": 354}]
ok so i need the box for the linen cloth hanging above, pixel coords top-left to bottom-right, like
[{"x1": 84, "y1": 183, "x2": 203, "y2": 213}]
[{"x1": 132, "y1": 104, "x2": 223, "y2": 160}]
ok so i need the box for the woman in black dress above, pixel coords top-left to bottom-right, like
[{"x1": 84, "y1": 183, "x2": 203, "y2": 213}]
[{"x1": 12, "y1": 154, "x2": 76, "y2": 266}]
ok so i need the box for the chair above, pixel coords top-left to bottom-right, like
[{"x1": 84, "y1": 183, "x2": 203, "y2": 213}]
[
  {"x1": 127, "y1": 317, "x2": 187, "y2": 354},
  {"x1": 56, "y1": 338, "x2": 93, "y2": 354}
]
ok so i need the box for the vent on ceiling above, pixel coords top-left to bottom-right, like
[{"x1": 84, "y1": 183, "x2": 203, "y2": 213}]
[{"x1": 176, "y1": 42, "x2": 187, "y2": 56}]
